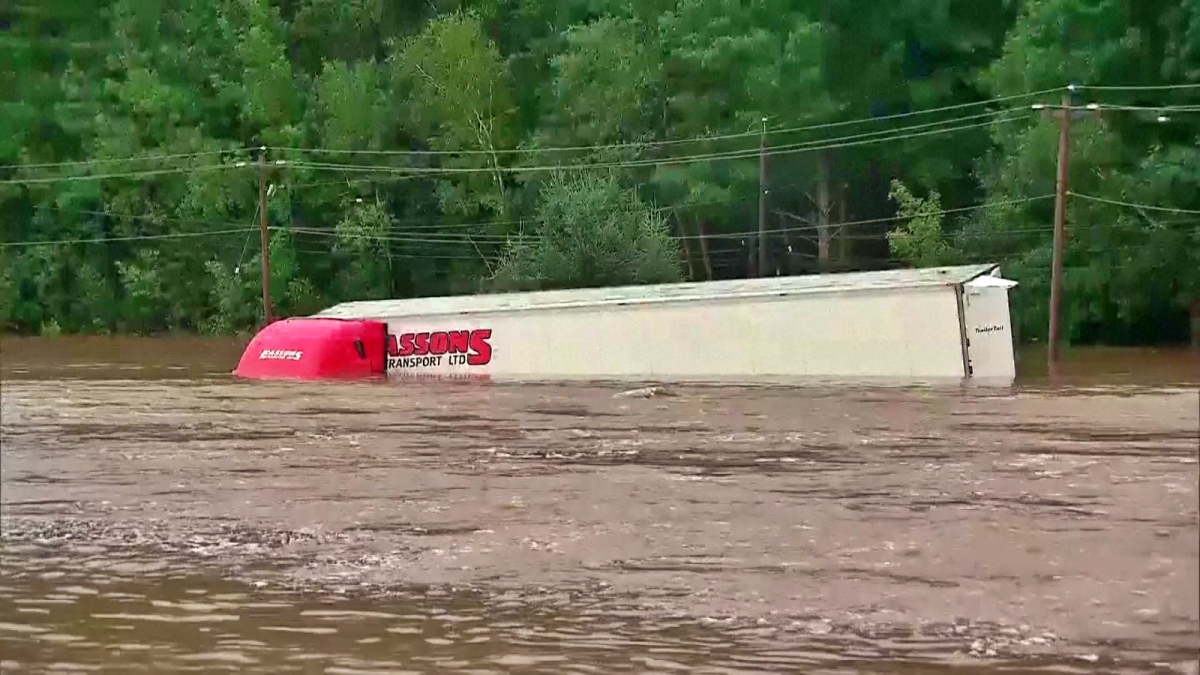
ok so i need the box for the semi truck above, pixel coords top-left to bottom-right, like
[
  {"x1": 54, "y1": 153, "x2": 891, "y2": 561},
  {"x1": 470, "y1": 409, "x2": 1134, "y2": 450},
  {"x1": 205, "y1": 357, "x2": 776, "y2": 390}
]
[{"x1": 233, "y1": 263, "x2": 1018, "y2": 385}]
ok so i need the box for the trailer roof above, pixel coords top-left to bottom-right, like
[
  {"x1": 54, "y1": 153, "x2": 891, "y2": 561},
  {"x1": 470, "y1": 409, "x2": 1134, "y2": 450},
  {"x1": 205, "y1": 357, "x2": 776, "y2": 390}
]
[{"x1": 317, "y1": 263, "x2": 1000, "y2": 320}]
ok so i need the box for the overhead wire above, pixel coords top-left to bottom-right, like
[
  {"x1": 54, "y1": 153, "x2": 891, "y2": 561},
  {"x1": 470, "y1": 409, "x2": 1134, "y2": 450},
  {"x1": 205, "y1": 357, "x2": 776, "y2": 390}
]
[
  {"x1": 24, "y1": 192, "x2": 1195, "y2": 251},
  {"x1": 1092, "y1": 103, "x2": 1200, "y2": 112},
  {"x1": 1068, "y1": 192, "x2": 1200, "y2": 215},
  {"x1": 8, "y1": 87, "x2": 1192, "y2": 185},
  {"x1": 1, "y1": 89, "x2": 1061, "y2": 184},
  {"x1": 0, "y1": 228, "x2": 259, "y2": 248},
  {"x1": 0, "y1": 163, "x2": 242, "y2": 186},
  {"x1": 1, "y1": 107, "x2": 1022, "y2": 185},
  {"x1": 282, "y1": 195, "x2": 1058, "y2": 245},
  {"x1": 0, "y1": 197, "x2": 1052, "y2": 249},
  {"x1": 283, "y1": 110, "x2": 1031, "y2": 178},
  {"x1": 24, "y1": 195, "x2": 754, "y2": 246},
  {"x1": 6, "y1": 216, "x2": 1190, "y2": 269},
  {"x1": 694, "y1": 195, "x2": 1057, "y2": 239},
  {"x1": 1, "y1": 109, "x2": 1014, "y2": 185},
  {"x1": 31, "y1": 205, "x2": 262, "y2": 231},
  {"x1": 1077, "y1": 83, "x2": 1200, "y2": 91},
  {"x1": 269, "y1": 87, "x2": 1068, "y2": 157},
  {"x1": 4, "y1": 82, "x2": 1191, "y2": 291},
  {"x1": 2, "y1": 84, "x2": 1192, "y2": 181},
  {"x1": 4, "y1": 86, "x2": 1193, "y2": 267},
  {"x1": 9, "y1": 149, "x2": 241, "y2": 171}
]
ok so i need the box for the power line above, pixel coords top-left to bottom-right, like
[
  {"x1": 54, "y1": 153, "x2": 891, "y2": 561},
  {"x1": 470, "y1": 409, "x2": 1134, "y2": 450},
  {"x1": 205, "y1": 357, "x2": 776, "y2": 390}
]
[
  {"x1": 292, "y1": 212, "x2": 1196, "y2": 250},
  {"x1": 270, "y1": 88, "x2": 1066, "y2": 158},
  {"x1": 6, "y1": 91, "x2": 1190, "y2": 185},
  {"x1": 8, "y1": 149, "x2": 240, "y2": 171},
  {"x1": 7, "y1": 206, "x2": 1180, "y2": 251},
  {"x1": 0, "y1": 91, "x2": 1057, "y2": 185},
  {"x1": 290, "y1": 226, "x2": 520, "y2": 245},
  {"x1": 0, "y1": 228, "x2": 258, "y2": 248},
  {"x1": 3, "y1": 89, "x2": 1064, "y2": 184},
  {"x1": 291, "y1": 246, "x2": 497, "y2": 261},
  {"x1": 0, "y1": 163, "x2": 242, "y2": 186},
  {"x1": 32, "y1": 205, "x2": 260, "y2": 230},
  {"x1": 2, "y1": 86, "x2": 1190, "y2": 181},
  {"x1": 1092, "y1": 104, "x2": 1200, "y2": 112},
  {"x1": 706, "y1": 244, "x2": 1189, "y2": 272},
  {"x1": 13, "y1": 194, "x2": 1188, "y2": 251},
  {"x1": 1078, "y1": 83, "x2": 1200, "y2": 92},
  {"x1": 697, "y1": 195, "x2": 1057, "y2": 239},
  {"x1": 285, "y1": 112, "x2": 1029, "y2": 177},
  {"x1": 31, "y1": 187, "x2": 1045, "y2": 241},
  {"x1": 281, "y1": 196, "x2": 1075, "y2": 245},
  {"x1": 292, "y1": 194, "x2": 752, "y2": 233},
  {"x1": 1, "y1": 195, "x2": 1058, "y2": 249},
  {"x1": 1068, "y1": 192, "x2": 1200, "y2": 215},
  {"x1": 4, "y1": 221, "x2": 1185, "y2": 264},
  {"x1": 24, "y1": 192, "x2": 769, "y2": 237},
  {"x1": 34, "y1": 200, "x2": 518, "y2": 233},
  {"x1": 0, "y1": 110, "x2": 1017, "y2": 184},
  {"x1": 283, "y1": 174, "x2": 425, "y2": 190}
]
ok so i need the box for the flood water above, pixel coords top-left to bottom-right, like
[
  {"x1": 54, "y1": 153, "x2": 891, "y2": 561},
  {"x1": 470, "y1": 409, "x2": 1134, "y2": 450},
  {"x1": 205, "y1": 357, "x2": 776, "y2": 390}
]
[{"x1": 2, "y1": 337, "x2": 1198, "y2": 674}]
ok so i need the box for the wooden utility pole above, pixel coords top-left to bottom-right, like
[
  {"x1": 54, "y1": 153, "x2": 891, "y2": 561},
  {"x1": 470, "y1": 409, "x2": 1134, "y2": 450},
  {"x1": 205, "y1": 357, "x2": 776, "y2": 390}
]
[
  {"x1": 698, "y1": 220, "x2": 714, "y2": 281},
  {"x1": 676, "y1": 212, "x2": 697, "y2": 281},
  {"x1": 258, "y1": 147, "x2": 273, "y2": 325},
  {"x1": 1047, "y1": 91, "x2": 1072, "y2": 375},
  {"x1": 836, "y1": 182, "x2": 849, "y2": 261},
  {"x1": 816, "y1": 151, "x2": 832, "y2": 270},
  {"x1": 757, "y1": 117, "x2": 769, "y2": 277},
  {"x1": 1039, "y1": 86, "x2": 1108, "y2": 375}
]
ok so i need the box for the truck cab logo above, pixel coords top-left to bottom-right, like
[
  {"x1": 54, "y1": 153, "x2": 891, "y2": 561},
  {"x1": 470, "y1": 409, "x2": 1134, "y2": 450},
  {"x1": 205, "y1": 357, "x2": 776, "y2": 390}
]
[
  {"x1": 259, "y1": 349, "x2": 303, "y2": 360},
  {"x1": 387, "y1": 329, "x2": 492, "y2": 368}
]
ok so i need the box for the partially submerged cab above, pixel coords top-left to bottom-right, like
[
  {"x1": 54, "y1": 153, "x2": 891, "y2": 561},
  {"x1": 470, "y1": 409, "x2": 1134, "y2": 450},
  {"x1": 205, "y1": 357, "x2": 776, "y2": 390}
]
[{"x1": 233, "y1": 317, "x2": 387, "y2": 380}]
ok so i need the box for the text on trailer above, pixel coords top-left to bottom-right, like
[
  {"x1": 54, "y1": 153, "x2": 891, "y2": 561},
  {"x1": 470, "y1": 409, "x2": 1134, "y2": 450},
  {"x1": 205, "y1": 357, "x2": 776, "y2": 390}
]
[{"x1": 386, "y1": 329, "x2": 493, "y2": 369}]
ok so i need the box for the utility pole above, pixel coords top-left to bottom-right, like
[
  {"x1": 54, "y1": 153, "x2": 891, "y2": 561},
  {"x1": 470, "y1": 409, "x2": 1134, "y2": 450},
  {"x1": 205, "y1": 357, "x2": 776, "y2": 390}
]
[
  {"x1": 258, "y1": 147, "x2": 273, "y2": 325},
  {"x1": 757, "y1": 117, "x2": 769, "y2": 277},
  {"x1": 1047, "y1": 91, "x2": 1070, "y2": 375},
  {"x1": 1039, "y1": 90, "x2": 1169, "y2": 371},
  {"x1": 1041, "y1": 85, "x2": 1106, "y2": 375}
]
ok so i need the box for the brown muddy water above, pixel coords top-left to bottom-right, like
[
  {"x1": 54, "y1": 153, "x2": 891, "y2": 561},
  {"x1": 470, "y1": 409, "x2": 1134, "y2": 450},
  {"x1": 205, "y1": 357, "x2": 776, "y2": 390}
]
[{"x1": 1, "y1": 337, "x2": 1198, "y2": 674}]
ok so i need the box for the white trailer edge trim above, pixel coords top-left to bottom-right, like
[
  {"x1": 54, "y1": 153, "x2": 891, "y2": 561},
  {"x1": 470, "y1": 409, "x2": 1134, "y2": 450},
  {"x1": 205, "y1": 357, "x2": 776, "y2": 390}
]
[{"x1": 318, "y1": 264, "x2": 1000, "y2": 321}]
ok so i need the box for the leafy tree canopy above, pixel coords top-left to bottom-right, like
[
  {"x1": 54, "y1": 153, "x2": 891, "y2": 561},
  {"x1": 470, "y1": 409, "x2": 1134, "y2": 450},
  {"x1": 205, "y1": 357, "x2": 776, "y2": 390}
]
[{"x1": 2, "y1": 0, "x2": 1197, "y2": 344}]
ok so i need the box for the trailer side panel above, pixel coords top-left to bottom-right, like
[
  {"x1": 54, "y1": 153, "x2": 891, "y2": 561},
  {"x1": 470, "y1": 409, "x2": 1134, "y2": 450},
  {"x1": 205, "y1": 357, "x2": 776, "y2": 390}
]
[{"x1": 379, "y1": 285, "x2": 966, "y2": 383}]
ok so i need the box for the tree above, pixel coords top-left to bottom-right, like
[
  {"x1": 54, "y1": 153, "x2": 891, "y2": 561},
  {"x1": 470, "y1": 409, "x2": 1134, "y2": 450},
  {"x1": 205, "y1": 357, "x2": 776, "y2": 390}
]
[
  {"x1": 390, "y1": 11, "x2": 517, "y2": 222},
  {"x1": 490, "y1": 171, "x2": 681, "y2": 291},
  {"x1": 966, "y1": 0, "x2": 1200, "y2": 344},
  {"x1": 887, "y1": 179, "x2": 957, "y2": 267},
  {"x1": 2, "y1": 0, "x2": 1195, "y2": 346}
]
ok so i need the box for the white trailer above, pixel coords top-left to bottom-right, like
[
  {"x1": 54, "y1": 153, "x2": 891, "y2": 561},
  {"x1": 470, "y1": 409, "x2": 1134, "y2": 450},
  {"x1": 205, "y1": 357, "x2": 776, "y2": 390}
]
[{"x1": 301, "y1": 263, "x2": 1018, "y2": 385}]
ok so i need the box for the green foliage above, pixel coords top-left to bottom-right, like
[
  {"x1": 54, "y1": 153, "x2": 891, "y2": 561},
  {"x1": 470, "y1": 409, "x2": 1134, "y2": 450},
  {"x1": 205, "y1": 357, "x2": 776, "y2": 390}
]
[
  {"x1": 544, "y1": 16, "x2": 659, "y2": 146},
  {"x1": 887, "y1": 180, "x2": 958, "y2": 267},
  {"x1": 965, "y1": 0, "x2": 1200, "y2": 344},
  {"x1": 391, "y1": 11, "x2": 516, "y2": 220},
  {"x1": 491, "y1": 172, "x2": 682, "y2": 291},
  {"x1": 2, "y1": 0, "x2": 1196, "y2": 344}
]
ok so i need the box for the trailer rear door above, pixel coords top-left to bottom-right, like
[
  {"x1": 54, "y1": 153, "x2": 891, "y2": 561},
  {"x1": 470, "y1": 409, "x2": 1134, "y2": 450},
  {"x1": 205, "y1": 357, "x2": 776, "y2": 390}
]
[{"x1": 961, "y1": 275, "x2": 1019, "y2": 381}]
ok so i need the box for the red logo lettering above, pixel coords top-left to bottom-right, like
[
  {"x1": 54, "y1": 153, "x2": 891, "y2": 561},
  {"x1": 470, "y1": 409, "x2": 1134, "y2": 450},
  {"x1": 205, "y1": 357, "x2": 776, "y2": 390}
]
[
  {"x1": 467, "y1": 329, "x2": 492, "y2": 365},
  {"x1": 387, "y1": 329, "x2": 492, "y2": 365},
  {"x1": 428, "y1": 331, "x2": 449, "y2": 355},
  {"x1": 446, "y1": 330, "x2": 470, "y2": 354}
]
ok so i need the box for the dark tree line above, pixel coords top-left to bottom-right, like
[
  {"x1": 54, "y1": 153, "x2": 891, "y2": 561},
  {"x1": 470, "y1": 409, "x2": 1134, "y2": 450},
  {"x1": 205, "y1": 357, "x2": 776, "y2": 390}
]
[{"x1": 2, "y1": 0, "x2": 1198, "y2": 344}]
